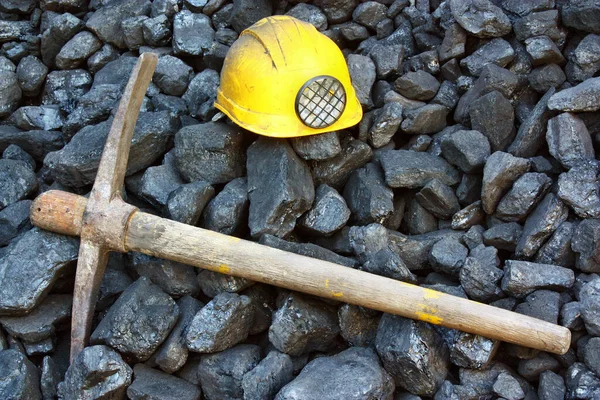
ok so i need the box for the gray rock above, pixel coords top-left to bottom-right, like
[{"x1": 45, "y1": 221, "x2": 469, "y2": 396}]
[
  {"x1": 561, "y1": 301, "x2": 584, "y2": 331},
  {"x1": 40, "y1": 12, "x2": 83, "y2": 68},
  {"x1": 432, "y1": 81, "x2": 460, "y2": 110},
  {"x1": 515, "y1": 289, "x2": 560, "y2": 323},
  {"x1": 565, "y1": 362, "x2": 600, "y2": 400},
  {"x1": 15, "y1": 55, "x2": 46, "y2": 97},
  {"x1": 514, "y1": 10, "x2": 562, "y2": 41},
  {"x1": 277, "y1": 347, "x2": 393, "y2": 400},
  {"x1": 334, "y1": 21, "x2": 370, "y2": 43},
  {"x1": 538, "y1": 370, "x2": 566, "y2": 400},
  {"x1": 0, "y1": 71, "x2": 20, "y2": 118},
  {"x1": 182, "y1": 68, "x2": 219, "y2": 121},
  {"x1": 483, "y1": 222, "x2": 522, "y2": 252},
  {"x1": 62, "y1": 84, "x2": 121, "y2": 138},
  {"x1": 0, "y1": 56, "x2": 14, "y2": 72},
  {"x1": 369, "y1": 102, "x2": 403, "y2": 148},
  {"x1": 0, "y1": 294, "x2": 71, "y2": 343},
  {"x1": 0, "y1": 200, "x2": 31, "y2": 246},
  {"x1": 501, "y1": 0, "x2": 554, "y2": 16},
  {"x1": 90, "y1": 277, "x2": 179, "y2": 362},
  {"x1": 0, "y1": 349, "x2": 41, "y2": 399},
  {"x1": 501, "y1": 260, "x2": 575, "y2": 299},
  {"x1": 352, "y1": 1, "x2": 387, "y2": 30},
  {"x1": 40, "y1": 356, "x2": 60, "y2": 400},
  {"x1": 481, "y1": 151, "x2": 530, "y2": 215},
  {"x1": 55, "y1": 31, "x2": 102, "y2": 70},
  {"x1": 229, "y1": 0, "x2": 272, "y2": 33},
  {"x1": 450, "y1": 0, "x2": 511, "y2": 38},
  {"x1": 439, "y1": 23, "x2": 467, "y2": 62},
  {"x1": 269, "y1": 293, "x2": 339, "y2": 356},
  {"x1": 166, "y1": 181, "x2": 215, "y2": 225},
  {"x1": 463, "y1": 225, "x2": 485, "y2": 250},
  {"x1": 348, "y1": 223, "x2": 389, "y2": 263},
  {"x1": 22, "y1": 337, "x2": 54, "y2": 356},
  {"x1": 92, "y1": 56, "x2": 137, "y2": 89},
  {"x1": 291, "y1": 132, "x2": 341, "y2": 161},
  {"x1": 460, "y1": 38, "x2": 515, "y2": 76},
  {"x1": 247, "y1": 138, "x2": 314, "y2": 238},
  {"x1": 438, "y1": 328, "x2": 499, "y2": 370},
  {"x1": 507, "y1": 88, "x2": 555, "y2": 158},
  {"x1": 379, "y1": 149, "x2": 460, "y2": 189},
  {"x1": 459, "y1": 246, "x2": 504, "y2": 302},
  {"x1": 130, "y1": 252, "x2": 200, "y2": 298},
  {"x1": 362, "y1": 247, "x2": 416, "y2": 282},
  {"x1": 528, "y1": 64, "x2": 566, "y2": 93},
  {"x1": 572, "y1": 219, "x2": 600, "y2": 273},
  {"x1": 173, "y1": 10, "x2": 214, "y2": 56},
  {"x1": 536, "y1": 221, "x2": 576, "y2": 268},
  {"x1": 299, "y1": 184, "x2": 349, "y2": 236},
  {"x1": 547, "y1": 113, "x2": 595, "y2": 169},
  {"x1": 394, "y1": 70, "x2": 440, "y2": 101},
  {"x1": 405, "y1": 198, "x2": 438, "y2": 235},
  {"x1": 42, "y1": 69, "x2": 92, "y2": 114},
  {"x1": 86, "y1": 0, "x2": 151, "y2": 49},
  {"x1": 343, "y1": 163, "x2": 394, "y2": 225},
  {"x1": 87, "y1": 44, "x2": 119, "y2": 74},
  {"x1": 580, "y1": 279, "x2": 600, "y2": 335},
  {"x1": 561, "y1": 0, "x2": 600, "y2": 33},
  {"x1": 524, "y1": 35, "x2": 564, "y2": 66},
  {"x1": 46, "y1": 112, "x2": 179, "y2": 188},
  {"x1": 243, "y1": 350, "x2": 293, "y2": 400},
  {"x1": 151, "y1": 93, "x2": 188, "y2": 116},
  {"x1": 1, "y1": 145, "x2": 34, "y2": 171},
  {"x1": 388, "y1": 229, "x2": 465, "y2": 271},
  {"x1": 493, "y1": 372, "x2": 525, "y2": 400},
  {"x1": 241, "y1": 283, "x2": 275, "y2": 335},
  {"x1": 441, "y1": 130, "x2": 490, "y2": 173},
  {"x1": 376, "y1": 314, "x2": 449, "y2": 396},
  {"x1": 557, "y1": 160, "x2": 600, "y2": 218},
  {"x1": 567, "y1": 34, "x2": 600, "y2": 82},
  {"x1": 391, "y1": 102, "x2": 443, "y2": 134},
  {"x1": 451, "y1": 201, "x2": 485, "y2": 230},
  {"x1": 348, "y1": 54, "x2": 376, "y2": 107},
  {"x1": 429, "y1": 237, "x2": 468, "y2": 275},
  {"x1": 197, "y1": 270, "x2": 254, "y2": 298},
  {"x1": 98, "y1": 267, "x2": 133, "y2": 311},
  {"x1": 174, "y1": 122, "x2": 245, "y2": 185},
  {"x1": 548, "y1": 77, "x2": 600, "y2": 112},
  {"x1": 127, "y1": 364, "x2": 201, "y2": 400},
  {"x1": 142, "y1": 14, "x2": 171, "y2": 47},
  {"x1": 153, "y1": 56, "x2": 193, "y2": 97},
  {"x1": 199, "y1": 344, "x2": 261, "y2": 400},
  {"x1": 57, "y1": 345, "x2": 132, "y2": 399},
  {"x1": 311, "y1": 135, "x2": 372, "y2": 189},
  {"x1": 469, "y1": 91, "x2": 515, "y2": 152},
  {"x1": 140, "y1": 157, "x2": 184, "y2": 209},
  {"x1": 317, "y1": 0, "x2": 358, "y2": 24},
  {"x1": 185, "y1": 293, "x2": 252, "y2": 353},
  {"x1": 369, "y1": 43, "x2": 403, "y2": 79},
  {"x1": 155, "y1": 296, "x2": 203, "y2": 374},
  {"x1": 0, "y1": 228, "x2": 78, "y2": 316},
  {"x1": 416, "y1": 179, "x2": 460, "y2": 219},
  {"x1": 201, "y1": 177, "x2": 248, "y2": 235},
  {"x1": 338, "y1": 304, "x2": 380, "y2": 347},
  {"x1": 515, "y1": 193, "x2": 569, "y2": 258},
  {"x1": 496, "y1": 172, "x2": 552, "y2": 222},
  {"x1": 286, "y1": 3, "x2": 328, "y2": 31},
  {"x1": 457, "y1": 174, "x2": 482, "y2": 206},
  {"x1": 121, "y1": 16, "x2": 147, "y2": 50},
  {"x1": 10, "y1": 106, "x2": 63, "y2": 132},
  {"x1": 584, "y1": 337, "x2": 600, "y2": 377}
]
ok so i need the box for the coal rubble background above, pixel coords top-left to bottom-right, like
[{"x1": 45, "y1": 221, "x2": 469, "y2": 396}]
[{"x1": 2, "y1": 0, "x2": 600, "y2": 398}]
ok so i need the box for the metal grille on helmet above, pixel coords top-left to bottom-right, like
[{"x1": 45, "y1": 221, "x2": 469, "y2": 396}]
[{"x1": 296, "y1": 76, "x2": 346, "y2": 129}]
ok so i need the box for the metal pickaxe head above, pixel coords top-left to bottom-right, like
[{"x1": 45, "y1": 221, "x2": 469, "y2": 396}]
[{"x1": 67, "y1": 53, "x2": 158, "y2": 363}]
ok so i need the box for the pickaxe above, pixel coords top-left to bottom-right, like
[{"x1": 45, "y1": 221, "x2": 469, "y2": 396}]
[{"x1": 30, "y1": 54, "x2": 571, "y2": 363}]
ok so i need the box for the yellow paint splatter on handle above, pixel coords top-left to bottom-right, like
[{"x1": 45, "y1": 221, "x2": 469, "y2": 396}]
[
  {"x1": 415, "y1": 303, "x2": 443, "y2": 324},
  {"x1": 216, "y1": 264, "x2": 231, "y2": 274}
]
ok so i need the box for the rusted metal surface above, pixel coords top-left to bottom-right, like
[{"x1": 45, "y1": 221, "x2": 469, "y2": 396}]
[{"x1": 69, "y1": 53, "x2": 158, "y2": 363}]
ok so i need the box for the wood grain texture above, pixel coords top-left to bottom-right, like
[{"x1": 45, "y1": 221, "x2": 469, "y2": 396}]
[
  {"x1": 126, "y1": 211, "x2": 571, "y2": 355},
  {"x1": 30, "y1": 190, "x2": 87, "y2": 237}
]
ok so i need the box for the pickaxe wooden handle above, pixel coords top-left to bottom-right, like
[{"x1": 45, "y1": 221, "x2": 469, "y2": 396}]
[{"x1": 30, "y1": 54, "x2": 571, "y2": 363}]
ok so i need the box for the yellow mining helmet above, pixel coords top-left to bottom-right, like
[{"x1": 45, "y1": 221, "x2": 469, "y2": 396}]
[{"x1": 214, "y1": 15, "x2": 363, "y2": 138}]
